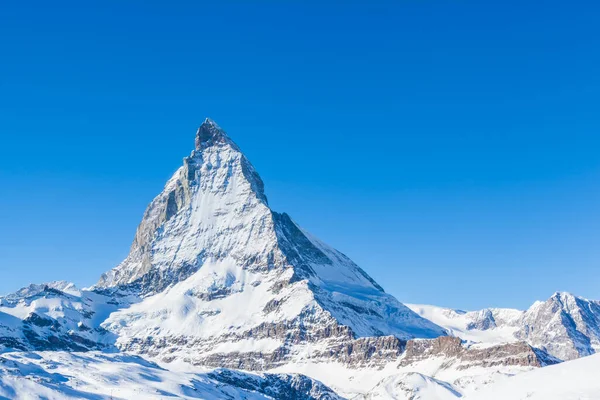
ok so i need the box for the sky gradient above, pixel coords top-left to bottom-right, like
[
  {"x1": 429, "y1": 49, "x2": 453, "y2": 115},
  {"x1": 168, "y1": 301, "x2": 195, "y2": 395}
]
[{"x1": 1, "y1": 1, "x2": 599, "y2": 310}]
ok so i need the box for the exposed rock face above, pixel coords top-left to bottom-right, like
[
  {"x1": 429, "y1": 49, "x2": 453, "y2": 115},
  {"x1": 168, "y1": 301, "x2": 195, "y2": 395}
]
[
  {"x1": 316, "y1": 336, "x2": 406, "y2": 367},
  {"x1": 516, "y1": 292, "x2": 600, "y2": 361},
  {"x1": 399, "y1": 336, "x2": 555, "y2": 369}
]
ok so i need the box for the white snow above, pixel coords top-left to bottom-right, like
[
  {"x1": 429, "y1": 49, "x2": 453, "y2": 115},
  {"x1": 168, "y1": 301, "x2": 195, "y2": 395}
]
[
  {"x1": 465, "y1": 353, "x2": 600, "y2": 400},
  {"x1": 0, "y1": 351, "x2": 335, "y2": 400},
  {"x1": 406, "y1": 304, "x2": 522, "y2": 346},
  {"x1": 355, "y1": 372, "x2": 462, "y2": 400}
]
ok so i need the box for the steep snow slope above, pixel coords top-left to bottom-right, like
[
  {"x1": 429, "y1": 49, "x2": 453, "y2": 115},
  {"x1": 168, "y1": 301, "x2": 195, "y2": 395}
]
[
  {"x1": 0, "y1": 351, "x2": 341, "y2": 400},
  {"x1": 465, "y1": 353, "x2": 600, "y2": 400}
]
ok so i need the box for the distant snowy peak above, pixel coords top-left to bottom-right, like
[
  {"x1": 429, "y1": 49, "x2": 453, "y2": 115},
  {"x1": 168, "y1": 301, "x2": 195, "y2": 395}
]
[
  {"x1": 406, "y1": 303, "x2": 522, "y2": 345},
  {"x1": 0, "y1": 281, "x2": 80, "y2": 306},
  {"x1": 409, "y1": 291, "x2": 600, "y2": 361},
  {"x1": 517, "y1": 291, "x2": 600, "y2": 361}
]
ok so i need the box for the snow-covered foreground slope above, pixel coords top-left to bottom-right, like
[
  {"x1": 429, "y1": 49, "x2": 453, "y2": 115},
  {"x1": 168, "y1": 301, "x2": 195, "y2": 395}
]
[
  {"x1": 465, "y1": 353, "x2": 600, "y2": 400},
  {"x1": 0, "y1": 351, "x2": 341, "y2": 400},
  {"x1": 355, "y1": 373, "x2": 462, "y2": 400}
]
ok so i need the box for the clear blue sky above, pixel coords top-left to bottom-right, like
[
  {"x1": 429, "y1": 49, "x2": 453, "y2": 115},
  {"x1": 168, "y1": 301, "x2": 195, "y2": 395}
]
[{"x1": 1, "y1": 1, "x2": 599, "y2": 310}]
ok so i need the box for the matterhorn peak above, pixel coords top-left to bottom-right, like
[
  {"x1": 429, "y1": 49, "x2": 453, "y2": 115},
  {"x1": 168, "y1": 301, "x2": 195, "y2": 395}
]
[
  {"x1": 96, "y1": 120, "x2": 445, "y2": 372},
  {"x1": 194, "y1": 117, "x2": 232, "y2": 149}
]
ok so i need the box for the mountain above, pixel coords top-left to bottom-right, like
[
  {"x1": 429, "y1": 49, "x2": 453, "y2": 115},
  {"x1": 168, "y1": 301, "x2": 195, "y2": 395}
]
[
  {"x1": 94, "y1": 119, "x2": 444, "y2": 368},
  {"x1": 408, "y1": 291, "x2": 600, "y2": 361},
  {"x1": 464, "y1": 352, "x2": 600, "y2": 400},
  {"x1": 406, "y1": 304, "x2": 522, "y2": 345}
]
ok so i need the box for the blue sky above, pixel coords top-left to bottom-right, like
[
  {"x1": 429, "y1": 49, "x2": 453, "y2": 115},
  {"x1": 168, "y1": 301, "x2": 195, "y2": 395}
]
[{"x1": 1, "y1": 1, "x2": 599, "y2": 310}]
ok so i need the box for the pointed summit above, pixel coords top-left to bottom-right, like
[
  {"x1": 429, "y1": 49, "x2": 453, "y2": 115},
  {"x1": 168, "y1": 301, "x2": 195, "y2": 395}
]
[{"x1": 195, "y1": 118, "x2": 230, "y2": 149}]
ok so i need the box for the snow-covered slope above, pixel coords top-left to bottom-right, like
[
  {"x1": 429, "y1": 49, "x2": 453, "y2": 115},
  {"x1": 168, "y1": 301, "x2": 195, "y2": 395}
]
[
  {"x1": 465, "y1": 353, "x2": 600, "y2": 400},
  {"x1": 355, "y1": 373, "x2": 462, "y2": 400},
  {"x1": 408, "y1": 292, "x2": 600, "y2": 361},
  {"x1": 0, "y1": 351, "x2": 341, "y2": 400}
]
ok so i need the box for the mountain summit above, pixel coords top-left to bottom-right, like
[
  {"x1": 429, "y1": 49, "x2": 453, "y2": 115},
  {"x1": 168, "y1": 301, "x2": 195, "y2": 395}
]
[
  {"x1": 98, "y1": 118, "x2": 270, "y2": 291},
  {"x1": 96, "y1": 119, "x2": 444, "y2": 367}
]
